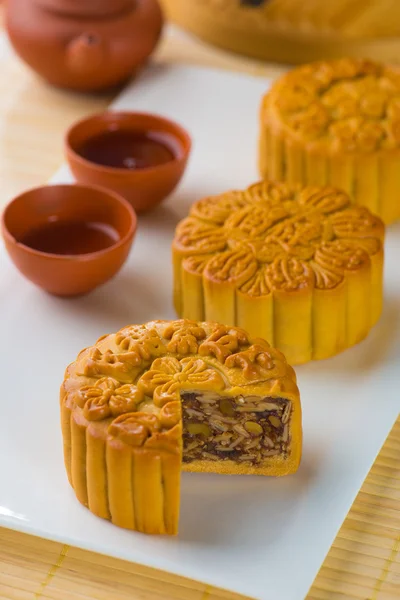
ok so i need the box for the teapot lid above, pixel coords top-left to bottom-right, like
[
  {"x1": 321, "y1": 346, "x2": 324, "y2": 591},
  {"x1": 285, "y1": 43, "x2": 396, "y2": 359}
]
[{"x1": 37, "y1": 0, "x2": 134, "y2": 18}]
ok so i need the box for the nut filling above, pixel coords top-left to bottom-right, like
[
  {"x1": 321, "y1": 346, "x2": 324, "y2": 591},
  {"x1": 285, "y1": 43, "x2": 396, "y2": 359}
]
[{"x1": 182, "y1": 392, "x2": 291, "y2": 465}]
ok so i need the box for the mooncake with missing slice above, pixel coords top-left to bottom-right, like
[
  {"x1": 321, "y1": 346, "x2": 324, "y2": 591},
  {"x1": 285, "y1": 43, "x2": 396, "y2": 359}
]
[{"x1": 60, "y1": 319, "x2": 301, "y2": 535}]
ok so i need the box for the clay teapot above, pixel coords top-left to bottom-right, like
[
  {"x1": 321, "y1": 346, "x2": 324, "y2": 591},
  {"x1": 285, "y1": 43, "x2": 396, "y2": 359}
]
[{"x1": 6, "y1": 0, "x2": 163, "y2": 92}]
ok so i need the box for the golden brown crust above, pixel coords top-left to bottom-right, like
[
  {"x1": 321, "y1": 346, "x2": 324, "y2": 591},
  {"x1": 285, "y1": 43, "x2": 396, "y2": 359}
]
[
  {"x1": 61, "y1": 319, "x2": 301, "y2": 535},
  {"x1": 264, "y1": 59, "x2": 400, "y2": 154},
  {"x1": 172, "y1": 181, "x2": 385, "y2": 364},
  {"x1": 63, "y1": 320, "x2": 298, "y2": 437},
  {"x1": 259, "y1": 59, "x2": 400, "y2": 224}
]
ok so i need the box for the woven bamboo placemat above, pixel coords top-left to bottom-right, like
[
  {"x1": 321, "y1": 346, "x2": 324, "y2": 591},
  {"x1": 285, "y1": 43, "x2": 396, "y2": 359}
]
[{"x1": 0, "y1": 15, "x2": 399, "y2": 600}]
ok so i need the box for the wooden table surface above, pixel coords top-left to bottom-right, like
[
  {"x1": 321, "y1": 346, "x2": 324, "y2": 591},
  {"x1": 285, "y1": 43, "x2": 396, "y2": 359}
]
[{"x1": 0, "y1": 13, "x2": 399, "y2": 600}]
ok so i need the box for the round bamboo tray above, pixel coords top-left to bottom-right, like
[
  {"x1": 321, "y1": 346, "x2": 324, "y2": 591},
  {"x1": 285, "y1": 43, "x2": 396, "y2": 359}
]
[{"x1": 161, "y1": 0, "x2": 400, "y2": 64}]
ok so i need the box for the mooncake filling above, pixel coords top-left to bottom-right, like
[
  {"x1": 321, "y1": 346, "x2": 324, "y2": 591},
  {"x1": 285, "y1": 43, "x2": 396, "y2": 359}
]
[{"x1": 182, "y1": 392, "x2": 291, "y2": 465}]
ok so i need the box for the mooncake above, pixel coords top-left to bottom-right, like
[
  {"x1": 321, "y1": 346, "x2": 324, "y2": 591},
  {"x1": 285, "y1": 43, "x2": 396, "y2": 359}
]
[
  {"x1": 172, "y1": 181, "x2": 385, "y2": 364},
  {"x1": 60, "y1": 319, "x2": 301, "y2": 535},
  {"x1": 259, "y1": 58, "x2": 400, "y2": 224}
]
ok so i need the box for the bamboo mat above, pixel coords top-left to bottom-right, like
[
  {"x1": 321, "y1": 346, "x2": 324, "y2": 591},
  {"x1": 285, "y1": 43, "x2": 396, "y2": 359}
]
[{"x1": 0, "y1": 14, "x2": 399, "y2": 600}]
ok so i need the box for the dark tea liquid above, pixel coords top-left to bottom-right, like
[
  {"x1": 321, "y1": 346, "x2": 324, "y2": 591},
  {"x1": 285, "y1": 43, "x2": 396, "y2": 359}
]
[
  {"x1": 78, "y1": 129, "x2": 178, "y2": 169},
  {"x1": 20, "y1": 220, "x2": 119, "y2": 255}
]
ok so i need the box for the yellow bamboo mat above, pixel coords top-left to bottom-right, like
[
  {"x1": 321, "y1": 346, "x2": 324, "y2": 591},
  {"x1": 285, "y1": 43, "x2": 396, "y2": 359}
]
[
  {"x1": 0, "y1": 418, "x2": 399, "y2": 600},
  {"x1": 0, "y1": 13, "x2": 399, "y2": 600}
]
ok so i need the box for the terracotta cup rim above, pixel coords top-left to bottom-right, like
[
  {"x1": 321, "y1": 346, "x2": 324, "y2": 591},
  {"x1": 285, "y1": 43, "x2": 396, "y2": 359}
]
[
  {"x1": 1, "y1": 183, "x2": 137, "y2": 261},
  {"x1": 65, "y1": 110, "x2": 192, "y2": 177}
]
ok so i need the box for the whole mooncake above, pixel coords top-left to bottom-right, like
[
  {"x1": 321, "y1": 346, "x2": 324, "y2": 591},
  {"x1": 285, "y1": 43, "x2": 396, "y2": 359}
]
[
  {"x1": 259, "y1": 58, "x2": 400, "y2": 224},
  {"x1": 60, "y1": 319, "x2": 301, "y2": 535},
  {"x1": 172, "y1": 181, "x2": 385, "y2": 364}
]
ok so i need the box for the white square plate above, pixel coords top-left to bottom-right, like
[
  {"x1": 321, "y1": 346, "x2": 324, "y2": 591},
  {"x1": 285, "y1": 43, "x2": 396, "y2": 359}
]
[{"x1": 0, "y1": 65, "x2": 399, "y2": 600}]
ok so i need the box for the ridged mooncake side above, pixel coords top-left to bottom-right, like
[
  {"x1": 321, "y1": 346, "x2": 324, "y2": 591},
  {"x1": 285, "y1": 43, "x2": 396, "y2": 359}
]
[
  {"x1": 172, "y1": 181, "x2": 385, "y2": 365},
  {"x1": 259, "y1": 58, "x2": 400, "y2": 224},
  {"x1": 60, "y1": 319, "x2": 302, "y2": 535}
]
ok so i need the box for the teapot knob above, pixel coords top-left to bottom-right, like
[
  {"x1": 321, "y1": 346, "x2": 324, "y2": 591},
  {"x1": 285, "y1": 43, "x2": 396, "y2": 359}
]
[{"x1": 66, "y1": 33, "x2": 107, "y2": 74}]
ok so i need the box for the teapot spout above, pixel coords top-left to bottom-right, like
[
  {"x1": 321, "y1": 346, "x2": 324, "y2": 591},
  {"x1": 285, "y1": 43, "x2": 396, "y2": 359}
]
[{"x1": 66, "y1": 34, "x2": 107, "y2": 74}]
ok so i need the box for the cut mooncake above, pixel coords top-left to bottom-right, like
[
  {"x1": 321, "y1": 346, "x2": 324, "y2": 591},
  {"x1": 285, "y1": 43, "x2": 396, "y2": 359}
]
[
  {"x1": 259, "y1": 58, "x2": 400, "y2": 224},
  {"x1": 172, "y1": 181, "x2": 385, "y2": 365},
  {"x1": 60, "y1": 319, "x2": 301, "y2": 535}
]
